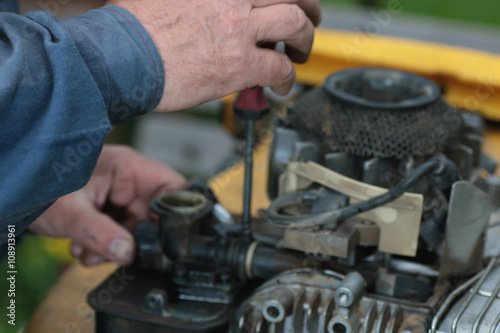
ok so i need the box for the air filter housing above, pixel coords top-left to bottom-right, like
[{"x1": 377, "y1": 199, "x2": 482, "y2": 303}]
[{"x1": 288, "y1": 67, "x2": 464, "y2": 161}]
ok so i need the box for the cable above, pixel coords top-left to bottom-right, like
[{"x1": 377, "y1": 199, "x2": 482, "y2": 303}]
[{"x1": 262, "y1": 157, "x2": 457, "y2": 229}]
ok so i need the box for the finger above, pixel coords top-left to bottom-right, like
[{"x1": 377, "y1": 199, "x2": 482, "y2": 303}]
[
  {"x1": 80, "y1": 251, "x2": 107, "y2": 266},
  {"x1": 70, "y1": 242, "x2": 84, "y2": 258},
  {"x1": 249, "y1": 48, "x2": 296, "y2": 95},
  {"x1": 104, "y1": 146, "x2": 187, "y2": 206},
  {"x1": 71, "y1": 208, "x2": 135, "y2": 266},
  {"x1": 252, "y1": 4, "x2": 314, "y2": 63},
  {"x1": 252, "y1": 0, "x2": 322, "y2": 26},
  {"x1": 154, "y1": 177, "x2": 187, "y2": 197},
  {"x1": 118, "y1": 199, "x2": 150, "y2": 231}
]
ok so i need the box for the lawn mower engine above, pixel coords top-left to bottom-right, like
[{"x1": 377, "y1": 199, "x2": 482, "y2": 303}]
[{"x1": 88, "y1": 68, "x2": 500, "y2": 333}]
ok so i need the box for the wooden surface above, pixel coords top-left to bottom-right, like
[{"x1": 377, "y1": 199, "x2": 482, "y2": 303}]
[
  {"x1": 28, "y1": 263, "x2": 117, "y2": 333},
  {"x1": 28, "y1": 127, "x2": 500, "y2": 333}
]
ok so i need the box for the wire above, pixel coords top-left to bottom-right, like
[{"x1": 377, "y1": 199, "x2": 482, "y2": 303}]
[{"x1": 263, "y1": 157, "x2": 450, "y2": 229}]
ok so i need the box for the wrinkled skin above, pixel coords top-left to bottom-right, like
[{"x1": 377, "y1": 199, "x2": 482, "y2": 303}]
[
  {"x1": 107, "y1": 0, "x2": 322, "y2": 111},
  {"x1": 30, "y1": 145, "x2": 186, "y2": 266}
]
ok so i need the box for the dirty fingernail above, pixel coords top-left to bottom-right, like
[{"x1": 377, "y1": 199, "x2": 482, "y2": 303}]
[
  {"x1": 85, "y1": 253, "x2": 106, "y2": 266},
  {"x1": 70, "y1": 243, "x2": 84, "y2": 258},
  {"x1": 109, "y1": 238, "x2": 133, "y2": 264}
]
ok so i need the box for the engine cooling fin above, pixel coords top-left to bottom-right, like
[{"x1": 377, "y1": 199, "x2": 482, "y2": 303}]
[{"x1": 288, "y1": 67, "x2": 464, "y2": 161}]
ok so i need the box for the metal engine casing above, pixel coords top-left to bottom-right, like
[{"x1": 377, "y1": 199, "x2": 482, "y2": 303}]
[
  {"x1": 88, "y1": 67, "x2": 500, "y2": 333},
  {"x1": 232, "y1": 269, "x2": 437, "y2": 333}
]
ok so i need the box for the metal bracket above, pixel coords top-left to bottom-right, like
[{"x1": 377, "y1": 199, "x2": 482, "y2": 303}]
[{"x1": 281, "y1": 161, "x2": 423, "y2": 256}]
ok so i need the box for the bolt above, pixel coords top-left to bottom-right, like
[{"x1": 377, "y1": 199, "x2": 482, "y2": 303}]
[
  {"x1": 339, "y1": 293, "x2": 348, "y2": 304},
  {"x1": 335, "y1": 289, "x2": 354, "y2": 308},
  {"x1": 144, "y1": 288, "x2": 168, "y2": 316},
  {"x1": 148, "y1": 296, "x2": 160, "y2": 308}
]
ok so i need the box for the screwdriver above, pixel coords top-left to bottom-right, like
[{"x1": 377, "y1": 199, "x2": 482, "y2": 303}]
[{"x1": 233, "y1": 86, "x2": 270, "y2": 238}]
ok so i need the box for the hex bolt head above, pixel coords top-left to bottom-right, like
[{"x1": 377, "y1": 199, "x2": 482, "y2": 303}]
[{"x1": 144, "y1": 288, "x2": 168, "y2": 316}]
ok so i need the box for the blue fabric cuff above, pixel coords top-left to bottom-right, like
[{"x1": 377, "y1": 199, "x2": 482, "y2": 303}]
[{"x1": 61, "y1": 5, "x2": 165, "y2": 125}]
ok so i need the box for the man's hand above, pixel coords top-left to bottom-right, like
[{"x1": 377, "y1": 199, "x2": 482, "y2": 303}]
[
  {"x1": 107, "y1": 0, "x2": 321, "y2": 112},
  {"x1": 29, "y1": 145, "x2": 186, "y2": 266}
]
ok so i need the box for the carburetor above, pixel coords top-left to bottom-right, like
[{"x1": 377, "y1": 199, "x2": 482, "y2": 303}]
[{"x1": 88, "y1": 67, "x2": 500, "y2": 333}]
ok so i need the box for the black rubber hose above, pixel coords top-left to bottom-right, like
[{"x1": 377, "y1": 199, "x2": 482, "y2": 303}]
[{"x1": 262, "y1": 157, "x2": 456, "y2": 229}]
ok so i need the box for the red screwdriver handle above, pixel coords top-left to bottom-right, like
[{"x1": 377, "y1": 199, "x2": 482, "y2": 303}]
[{"x1": 233, "y1": 87, "x2": 270, "y2": 120}]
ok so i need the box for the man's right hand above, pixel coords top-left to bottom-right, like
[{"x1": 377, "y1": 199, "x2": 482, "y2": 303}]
[{"x1": 107, "y1": 0, "x2": 321, "y2": 112}]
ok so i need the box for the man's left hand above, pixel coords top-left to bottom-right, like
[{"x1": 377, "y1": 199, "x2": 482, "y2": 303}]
[{"x1": 29, "y1": 145, "x2": 186, "y2": 266}]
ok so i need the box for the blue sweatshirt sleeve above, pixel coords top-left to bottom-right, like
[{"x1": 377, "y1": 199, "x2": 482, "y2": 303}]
[{"x1": 0, "y1": 5, "x2": 165, "y2": 242}]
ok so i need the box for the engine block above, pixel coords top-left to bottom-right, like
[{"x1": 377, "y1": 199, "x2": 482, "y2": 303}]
[{"x1": 88, "y1": 67, "x2": 500, "y2": 333}]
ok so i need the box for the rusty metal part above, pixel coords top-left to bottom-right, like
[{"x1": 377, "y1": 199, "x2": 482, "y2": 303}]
[
  {"x1": 282, "y1": 161, "x2": 423, "y2": 256},
  {"x1": 283, "y1": 218, "x2": 359, "y2": 258},
  {"x1": 144, "y1": 289, "x2": 169, "y2": 317},
  {"x1": 399, "y1": 314, "x2": 428, "y2": 333},
  {"x1": 257, "y1": 216, "x2": 379, "y2": 261},
  {"x1": 232, "y1": 269, "x2": 434, "y2": 333},
  {"x1": 150, "y1": 191, "x2": 212, "y2": 261},
  {"x1": 148, "y1": 191, "x2": 309, "y2": 281}
]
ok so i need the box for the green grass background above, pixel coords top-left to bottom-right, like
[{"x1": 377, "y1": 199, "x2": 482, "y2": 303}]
[
  {"x1": 323, "y1": 0, "x2": 500, "y2": 29},
  {"x1": 1, "y1": 236, "x2": 71, "y2": 333}
]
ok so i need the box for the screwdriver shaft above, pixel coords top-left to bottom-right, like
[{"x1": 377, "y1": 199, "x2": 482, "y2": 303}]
[{"x1": 242, "y1": 119, "x2": 254, "y2": 237}]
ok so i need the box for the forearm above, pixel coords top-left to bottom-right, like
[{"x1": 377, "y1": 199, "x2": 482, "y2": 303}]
[{"x1": 0, "y1": 6, "x2": 164, "y2": 242}]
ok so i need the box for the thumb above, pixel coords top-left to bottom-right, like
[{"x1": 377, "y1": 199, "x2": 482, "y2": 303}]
[{"x1": 70, "y1": 208, "x2": 136, "y2": 266}]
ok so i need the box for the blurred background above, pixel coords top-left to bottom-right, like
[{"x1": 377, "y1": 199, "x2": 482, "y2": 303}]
[{"x1": 2, "y1": 0, "x2": 499, "y2": 331}]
